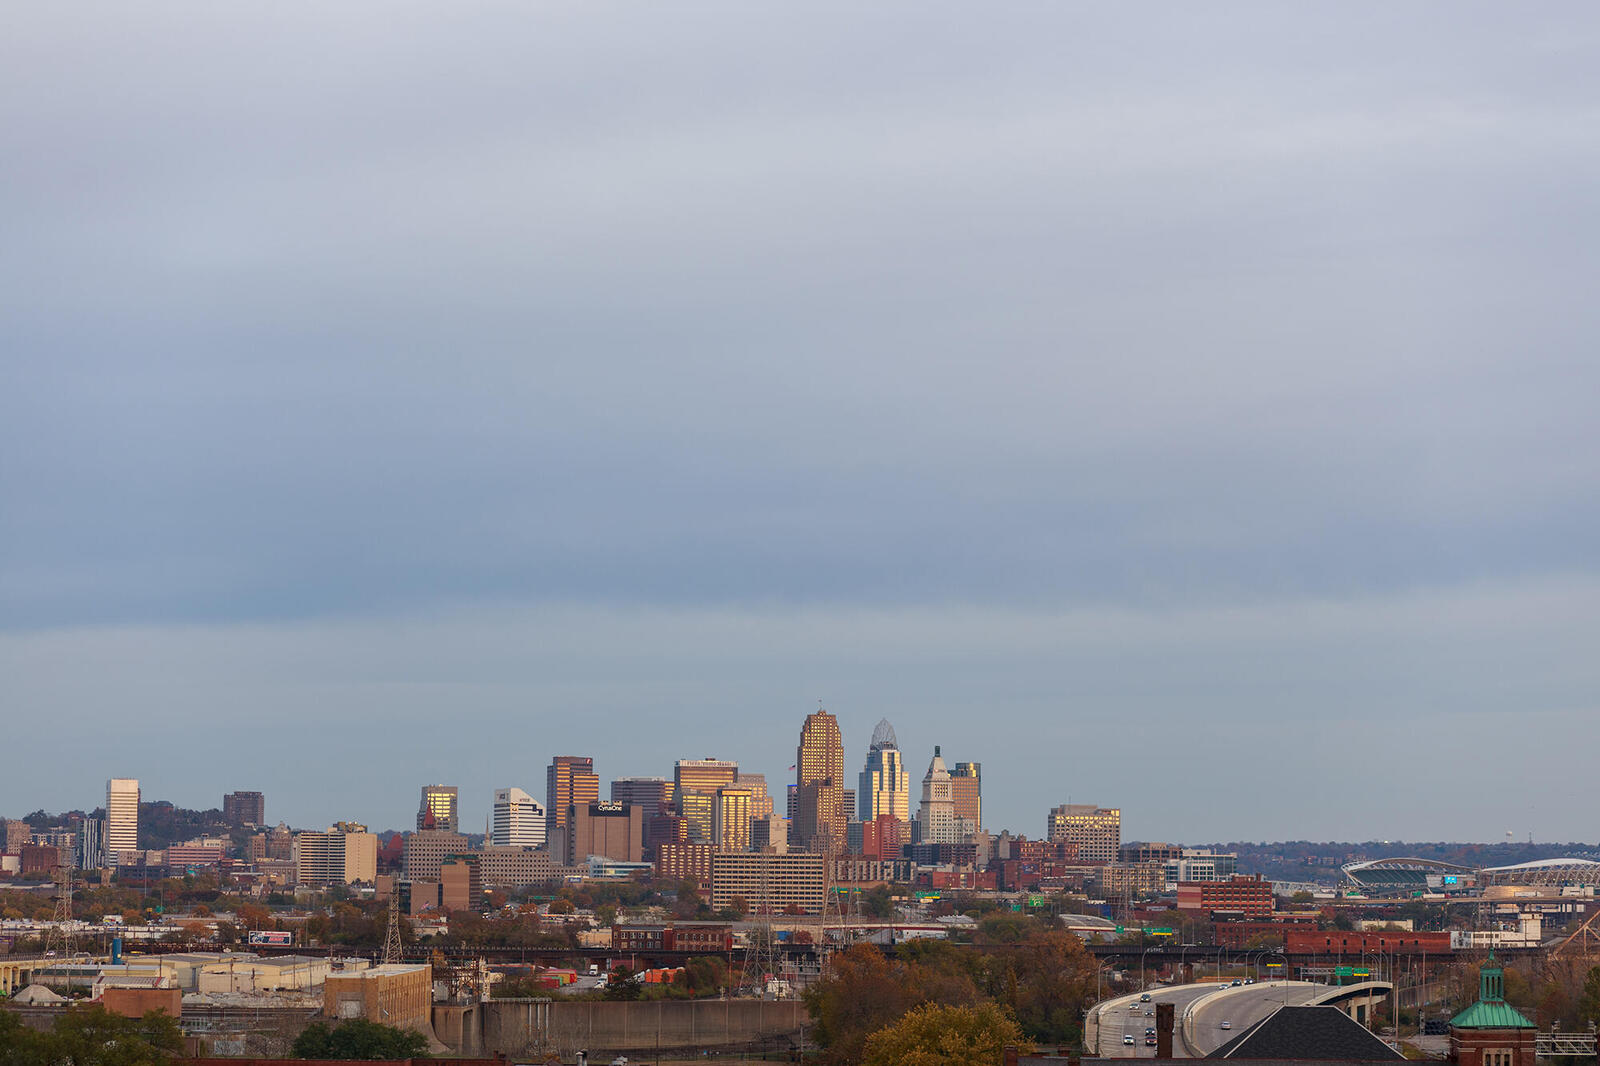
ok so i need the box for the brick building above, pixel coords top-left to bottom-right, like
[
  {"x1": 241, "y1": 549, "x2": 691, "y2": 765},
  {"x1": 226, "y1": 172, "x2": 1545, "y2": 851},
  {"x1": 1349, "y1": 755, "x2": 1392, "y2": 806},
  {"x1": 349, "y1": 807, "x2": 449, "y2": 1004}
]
[{"x1": 1175, "y1": 874, "x2": 1273, "y2": 917}]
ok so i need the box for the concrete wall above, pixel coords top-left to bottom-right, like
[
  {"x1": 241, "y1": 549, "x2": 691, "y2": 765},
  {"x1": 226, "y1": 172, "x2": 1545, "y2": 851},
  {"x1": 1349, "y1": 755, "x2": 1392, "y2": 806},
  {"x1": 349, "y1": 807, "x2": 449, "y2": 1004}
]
[{"x1": 474, "y1": 997, "x2": 808, "y2": 1059}]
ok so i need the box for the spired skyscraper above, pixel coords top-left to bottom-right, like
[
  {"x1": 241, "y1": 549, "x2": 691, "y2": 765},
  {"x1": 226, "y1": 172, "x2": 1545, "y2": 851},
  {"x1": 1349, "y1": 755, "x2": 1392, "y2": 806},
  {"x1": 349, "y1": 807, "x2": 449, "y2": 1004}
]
[
  {"x1": 795, "y1": 708, "x2": 846, "y2": 851},
  {"x1": 858, "y1": 718, "x2": 910, "y2": 825},
  {"x1": 915, "y1": 746, "x2": 961, "y2": 844}
]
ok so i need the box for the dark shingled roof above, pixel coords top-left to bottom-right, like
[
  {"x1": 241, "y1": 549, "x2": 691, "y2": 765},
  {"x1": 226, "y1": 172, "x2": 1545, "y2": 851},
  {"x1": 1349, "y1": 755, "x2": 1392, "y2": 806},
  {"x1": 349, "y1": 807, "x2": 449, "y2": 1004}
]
[{"x1": 1207, "y1": 1005, "x2": 1404, "y2": 1060}]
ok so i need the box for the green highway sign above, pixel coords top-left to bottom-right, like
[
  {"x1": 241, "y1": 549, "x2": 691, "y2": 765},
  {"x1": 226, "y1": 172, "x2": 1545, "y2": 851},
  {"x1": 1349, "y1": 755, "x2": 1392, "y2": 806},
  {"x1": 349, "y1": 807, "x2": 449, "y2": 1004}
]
[{"x1": 1150, "y1": 927, "x2": 1174, "y2": 936}]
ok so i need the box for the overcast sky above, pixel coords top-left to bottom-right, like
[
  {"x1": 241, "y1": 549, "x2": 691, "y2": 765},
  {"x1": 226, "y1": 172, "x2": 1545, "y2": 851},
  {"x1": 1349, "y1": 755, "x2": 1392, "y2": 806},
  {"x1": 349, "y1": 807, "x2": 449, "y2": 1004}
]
[{"x1": 3, "y1": 4, "x2": 1598, "y2": 844}]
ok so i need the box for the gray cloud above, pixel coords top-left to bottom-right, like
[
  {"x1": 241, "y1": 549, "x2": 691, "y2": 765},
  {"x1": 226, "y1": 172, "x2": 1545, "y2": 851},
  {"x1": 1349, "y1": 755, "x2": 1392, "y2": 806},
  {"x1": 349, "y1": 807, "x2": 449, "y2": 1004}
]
[{"x1": 2, "y1": 3, "x2": 1598, "y2": 837}]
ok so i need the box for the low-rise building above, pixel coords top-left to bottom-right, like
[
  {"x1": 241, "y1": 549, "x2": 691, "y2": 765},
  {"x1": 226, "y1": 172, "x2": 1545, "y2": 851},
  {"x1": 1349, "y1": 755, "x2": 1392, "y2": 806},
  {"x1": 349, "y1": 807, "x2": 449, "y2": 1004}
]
[{"x1": 323, "y1": 964, "x2": 432, "y2": 1035}]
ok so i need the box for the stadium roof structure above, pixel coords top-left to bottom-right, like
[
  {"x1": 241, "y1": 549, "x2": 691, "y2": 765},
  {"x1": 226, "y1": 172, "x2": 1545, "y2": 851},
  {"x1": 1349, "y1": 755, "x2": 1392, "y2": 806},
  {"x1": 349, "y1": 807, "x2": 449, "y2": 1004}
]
[
  {"x1": 1341, "y1": 857, "x2": 1474, "y2": 887},
  {"x1": 1478, "y1": 858, "x2": 1600, "y2": 887}
]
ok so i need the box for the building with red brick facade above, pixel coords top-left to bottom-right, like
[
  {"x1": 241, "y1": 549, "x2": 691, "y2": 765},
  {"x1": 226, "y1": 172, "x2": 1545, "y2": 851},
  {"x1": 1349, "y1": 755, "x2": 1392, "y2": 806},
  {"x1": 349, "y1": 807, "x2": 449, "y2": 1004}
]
[{"x1": 1175, "y1": 874, "x2": 1273, "y2": 916}]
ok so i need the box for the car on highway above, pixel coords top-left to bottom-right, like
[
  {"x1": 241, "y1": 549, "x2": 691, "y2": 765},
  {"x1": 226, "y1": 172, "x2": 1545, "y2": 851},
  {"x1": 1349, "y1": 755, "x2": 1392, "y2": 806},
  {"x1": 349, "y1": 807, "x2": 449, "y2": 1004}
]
[
  {"x1": 1145, "y1": 1029, "x2": 1156, "y2": 1036},
  {"x1": 1124, "y1": 1035, "x2": 1136, "y2": 1045},
  {"x1": 1219, "y1": 1021, "x2": 1232, "y2": 1030},
  {"x1": 1140, "y1": 993, "x2": 1151, "y2": 1002},
  {"x1": 1230, "y1": 979, "x2": 1242, "y2": 986},
  {"x1": 1145, "y1": 1008, "x2": 1154, "y2": 1016},
  {"x1": 1145, "y1": 1037, "x2": 1157, "y2": 1047}
]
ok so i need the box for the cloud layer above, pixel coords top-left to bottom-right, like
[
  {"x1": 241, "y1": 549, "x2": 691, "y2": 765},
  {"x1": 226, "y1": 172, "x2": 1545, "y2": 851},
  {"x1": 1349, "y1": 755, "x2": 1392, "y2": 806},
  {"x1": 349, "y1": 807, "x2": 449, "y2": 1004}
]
[{"x1": 2, "y1": 4, "x2": 1597, "y2": 838}]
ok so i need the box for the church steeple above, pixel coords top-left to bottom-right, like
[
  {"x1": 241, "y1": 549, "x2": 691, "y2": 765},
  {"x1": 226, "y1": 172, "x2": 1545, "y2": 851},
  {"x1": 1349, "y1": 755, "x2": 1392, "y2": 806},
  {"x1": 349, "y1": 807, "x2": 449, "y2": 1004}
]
[{"x1": 1479, "y1": 950, "x2": 1504, "y2": 1003}]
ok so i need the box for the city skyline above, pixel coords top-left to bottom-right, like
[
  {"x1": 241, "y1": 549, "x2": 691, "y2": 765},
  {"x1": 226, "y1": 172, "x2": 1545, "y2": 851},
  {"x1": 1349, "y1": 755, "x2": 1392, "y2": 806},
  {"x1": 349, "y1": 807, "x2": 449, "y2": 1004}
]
[{"x1": 3, "y1": 5, "x2": 1598, "y2": 843}]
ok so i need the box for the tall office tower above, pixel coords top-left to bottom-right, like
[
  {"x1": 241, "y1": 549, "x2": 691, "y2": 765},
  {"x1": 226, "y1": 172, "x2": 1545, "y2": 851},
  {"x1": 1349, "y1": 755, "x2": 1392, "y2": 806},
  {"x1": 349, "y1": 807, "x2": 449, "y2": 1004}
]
[
  {"x1": 294, "y1": 824, "x2": 379, "y2": 885},
  {"x1": 561, "y1": 802, "x2": 644, "y2": 865},
  {"x1": 417, "y1": 785, "x2": 459, "y2": 833},
  {"x1": 795, "y1": 709, "x2": 846, "y2": 851},
  {"x1": 77, "y1": 818, "x2": 104, "y2": 870},
  {"x1": 491, "y1": 787, "x2": 547, "y2": 848},
  {"x1": 612, "y1": 777, "x2": 674, "y2": 815},
  {"x1": 674, "y1": 758, "x2": 739, "y2": 843},
  {"x1": 711, "y1": 787, "x2": 754, "y2": 851},
  {"x1": 105, "y1": 778, "x2": 140, "y2": 864},
  {"x1": 951, "y1": 762, "x2": 981, "y2": 834},
  {"x1": 223, "y1": 791, "x2": 266, "y2": 827},
  {"x1": 546, "y1": 757, "x2": 601, "y2": 837},
  {"x1": 1046, "y1": 804, "x2": 1122, "y2": 863},
  {"x1": 734, "y1": 774, "x2": 774, "y2": 819},
  {"x1": 858, "y1": 718, "x2": 910, "y2": 824},
  {"x1": 915, "y1": 747, "x2": 960, "y2": 844}
]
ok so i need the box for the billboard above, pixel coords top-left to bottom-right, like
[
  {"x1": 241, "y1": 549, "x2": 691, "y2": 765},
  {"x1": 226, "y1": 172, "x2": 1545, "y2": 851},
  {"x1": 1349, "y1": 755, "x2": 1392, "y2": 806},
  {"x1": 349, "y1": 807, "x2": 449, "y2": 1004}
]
[{"x1": 248, "y1": 930, "x2": 293, "y2": 946}]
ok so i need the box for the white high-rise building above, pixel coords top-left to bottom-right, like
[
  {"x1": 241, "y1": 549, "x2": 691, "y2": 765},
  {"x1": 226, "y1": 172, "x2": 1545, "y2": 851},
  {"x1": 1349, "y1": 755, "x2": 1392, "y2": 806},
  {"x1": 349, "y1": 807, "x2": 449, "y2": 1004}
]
[
  {"x1": 859, "y1": 718, "x2": 910, "y2": 824},
  {"x1": 915, "y1": 747, "x2": 960, "y2": 844},
  {"x1": 105, "y1": 778, "x2": 140, "y2": 864},
  {"x1": 491, "y1": 787, "x2": 547, "y2": 849}
]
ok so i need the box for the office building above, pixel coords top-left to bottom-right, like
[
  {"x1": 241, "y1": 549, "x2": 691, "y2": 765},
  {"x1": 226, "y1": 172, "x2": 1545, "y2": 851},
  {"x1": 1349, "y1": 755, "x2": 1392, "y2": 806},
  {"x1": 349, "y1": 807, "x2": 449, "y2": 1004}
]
[
  {"x1": 105, "y1": 778, "x2": 140, "y2": 865},
  {"x1": 77, "y1": 818, "x2": 104, "y2": 870},
  {"x1": 223, "y1": 791, "x2": 265, "y2": 827},
  {"x1": 403, "y1": 829, "x2": 470, "y2": 881},
  {"x1": 561, "y1": 802, "x2": 643, "y2": 865},
  {"x1": 477, "y1": 846, "x2": 571, "y2": 889},
  {"x1": 417, "y1": 785, "x2": 459, "y2": 833},
  {"x1": 750, "y1": 814, "x2": 788, "y2": 854},
  {"x1": 710, "y1": 850, "x2": 826, "y2": 915},
  {"x1": 1045, "y1": 804, "x2": 1121, "y2": 863},
  {"x1": 655, "y1": 842, "x2": 713, "y2": 889},
  {"x1": 734, "y1": 773, "x2": 774, "y2": 819},
  {"x1": 951, "y1": 762, "x2": 981, "y2": 833},
  {"x1": 915, "y1": 747, "x2": 960, "y2": 844},
  {"x1": 294, "y1": 824, "x2": 379, "y2": 885},
  {"x1": 1175, "y1": 874, "x2": 1273, "y2": 916},
  {"x1": 858, "y1": 718, "x2": 910, "y2": 824},
  {"x1": 611, "y1": 776, "x2": 674, "y2": 815},
  {"x1": 490, "y1": 787, "x2": 546, "y2": 849},
  {"x1": 440, "y1": 855, "x2": 483, "y2": 912},
  {"x1": 795, "y1": 709, "x2": 845, "y2": 851},
  {"x1": 546, "y1": 757, "x2": 600, "y2": 838},
  {"x1": 674, "y1": 758, "x2": 739, "y2": 843},
  {"x1": 711, "y1": 787, "x2": 753, "y2": 852}
]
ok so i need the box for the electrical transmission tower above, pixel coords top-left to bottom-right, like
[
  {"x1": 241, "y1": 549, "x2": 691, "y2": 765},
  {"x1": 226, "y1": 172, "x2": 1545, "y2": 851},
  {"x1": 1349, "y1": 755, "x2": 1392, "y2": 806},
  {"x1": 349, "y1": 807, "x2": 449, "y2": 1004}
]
[
  {"x1": 42, "y1": 865, "x2": 76, "y2": 958},
  {"x1": 381, "y1": 889, "x2": 403, "y2": 965},
  {"x1": 739, "y1": 850, "x2": 781, "y2": 996}
]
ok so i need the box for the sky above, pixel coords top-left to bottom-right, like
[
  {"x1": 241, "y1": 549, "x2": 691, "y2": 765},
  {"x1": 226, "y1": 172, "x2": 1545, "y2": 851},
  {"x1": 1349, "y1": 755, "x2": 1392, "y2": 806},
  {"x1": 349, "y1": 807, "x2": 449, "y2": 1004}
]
[{"x1": 3, "y1": 4, "x2": 1598, "y2": 843}]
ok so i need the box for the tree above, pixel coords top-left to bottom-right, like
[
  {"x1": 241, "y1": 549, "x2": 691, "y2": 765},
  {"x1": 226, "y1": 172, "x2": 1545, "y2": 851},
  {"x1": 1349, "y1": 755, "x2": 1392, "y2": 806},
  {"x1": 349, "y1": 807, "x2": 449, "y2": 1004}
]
[
  {"x1": 12, "y1": 1006, "x2": 184, "y2": 1066},
  {"x1": 605, "y1": 965, "x2": 643, "y2": 1000},
  {"x1": 1580, "y1": 966, "x2": 1600, "y2": 1026},
  {"x1": 861, "y1": 1002, "x2": 1030, "y2": 1066},
  {"x1": 291, "y1": 1018, "x2": 428, "y2": 1059}
]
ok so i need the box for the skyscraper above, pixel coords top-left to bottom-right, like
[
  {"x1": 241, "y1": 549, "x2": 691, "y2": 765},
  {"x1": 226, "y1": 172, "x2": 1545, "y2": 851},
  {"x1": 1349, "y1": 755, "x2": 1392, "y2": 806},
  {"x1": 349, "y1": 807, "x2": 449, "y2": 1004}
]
[
  {"x1": 915, "y1": 747, "x2": 959, "y2": 844},
  {"x1": 795, "y1": 709, "x2": 845, "y2": 851},
  {"x1": 611, "y1": 777, "x2": 674, "y2": 814},
  {"x1": 417, "y1": 785, "x2": 459, "y2": 833},
  {"x1": 105, "y1": 778, "x2": 139, "y2": 864},
  {"x1": 674, "y1": 758, "x2": 738, "y2": 843},
  {"x1": 858, "y1": 718, "x2": 910, "y2": 824},
  {"x1": 711, "y1": 786, "x2": 754, "y2": 851},
  {"x1": 491, "y1": 787, "x2": 546, "y2": 848},
  {"x1": 734, "y1": 773, "x2": 774, "y2": 819},
  {"x1": 951, "y1": 762, "x2": 981, "y2": 833},
  {"x1": 223, "y1": 791, "x2": 266, "y2": 826},
  {"x1": 546, "y1": 757, "x2": 601, "y2": 837}
]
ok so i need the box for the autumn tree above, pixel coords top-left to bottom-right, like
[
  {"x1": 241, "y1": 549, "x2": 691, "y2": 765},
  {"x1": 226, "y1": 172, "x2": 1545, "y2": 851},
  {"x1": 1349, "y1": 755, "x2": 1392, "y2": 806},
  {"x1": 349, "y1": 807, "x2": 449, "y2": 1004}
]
[{"x1": 861, "y1": 1002, "x2": 1029, "y2": 1066}]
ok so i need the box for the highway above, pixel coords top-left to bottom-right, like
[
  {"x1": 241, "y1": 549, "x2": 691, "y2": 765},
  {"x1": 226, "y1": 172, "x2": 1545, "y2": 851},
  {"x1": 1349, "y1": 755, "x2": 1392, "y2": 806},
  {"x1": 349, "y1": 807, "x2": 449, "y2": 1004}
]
[{"x1": 1089, "y1": 981, "x2": 1339, "y2": 1058}]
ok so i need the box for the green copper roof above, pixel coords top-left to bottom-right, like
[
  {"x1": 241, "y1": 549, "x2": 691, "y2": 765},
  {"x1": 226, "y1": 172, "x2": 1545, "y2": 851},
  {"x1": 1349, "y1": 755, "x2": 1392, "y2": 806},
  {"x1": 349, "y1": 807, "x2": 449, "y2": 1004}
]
[
  {"x1": 1450, "y1": 1000, "x2": 1536, "y2": 1029},
  {"x1": 1452, "y1": 955, "x2": 1535, "y2": 1029}
]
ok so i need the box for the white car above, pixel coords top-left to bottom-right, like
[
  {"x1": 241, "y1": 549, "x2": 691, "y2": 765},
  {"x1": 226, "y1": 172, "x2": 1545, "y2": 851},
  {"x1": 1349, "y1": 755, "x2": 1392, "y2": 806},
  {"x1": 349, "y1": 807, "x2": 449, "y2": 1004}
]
[
  {"x1": 1124, "y1": 1036, "x2": 1136, "y2": 1045},
  {"x1": 1220, "y1": 1021, "x2": 1232, "y2": 1031}
]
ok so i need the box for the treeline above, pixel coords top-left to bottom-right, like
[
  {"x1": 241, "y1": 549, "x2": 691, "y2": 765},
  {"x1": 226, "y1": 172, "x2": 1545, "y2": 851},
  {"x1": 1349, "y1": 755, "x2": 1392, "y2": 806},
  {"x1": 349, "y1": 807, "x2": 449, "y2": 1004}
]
[{"x1": 803, "y1": 917, "x2": 1097, "y2": 1065}]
